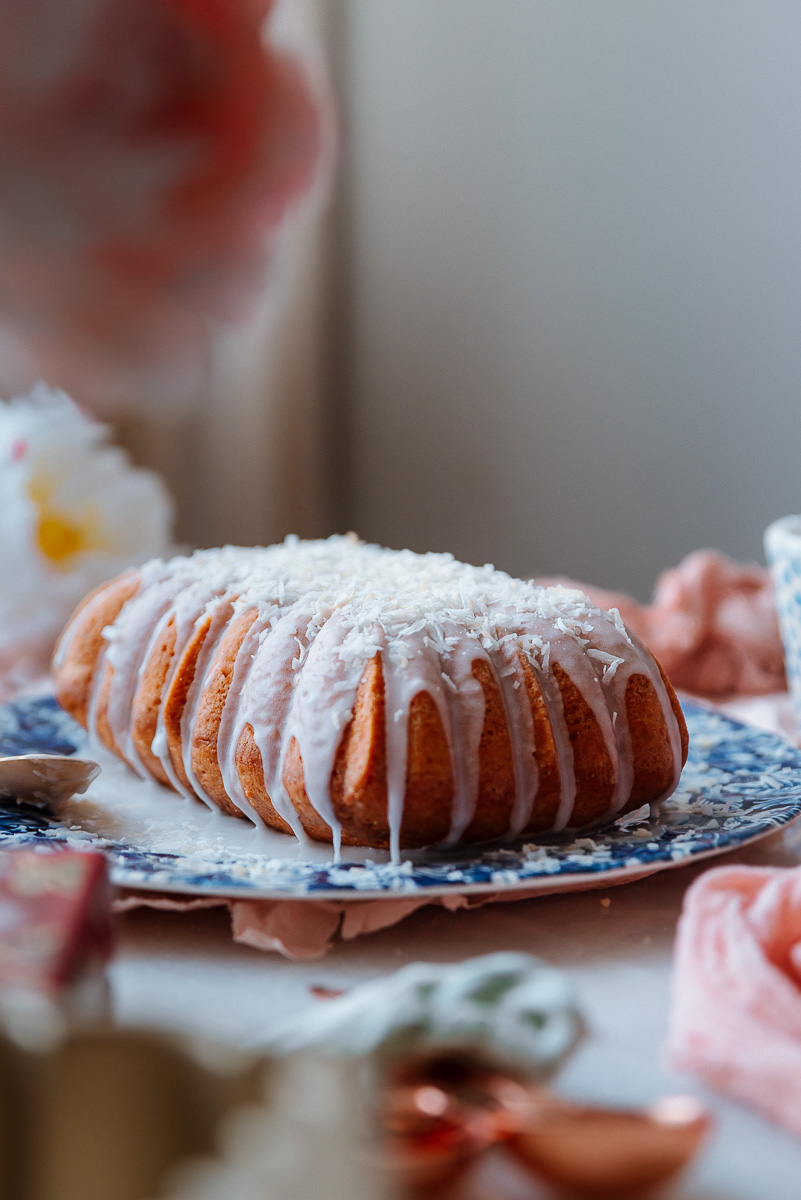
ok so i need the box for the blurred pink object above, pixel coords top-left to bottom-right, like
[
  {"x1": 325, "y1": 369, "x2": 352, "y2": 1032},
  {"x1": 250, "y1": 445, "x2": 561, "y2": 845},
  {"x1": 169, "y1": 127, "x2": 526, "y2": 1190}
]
[
  {"x1": 0, "y1": 848, "x2": 111, "y2": 1003},
  {"x1": 0, "y1": 0, "x2": 327, "y2": 403},
  {"x1": 667, "y1": 865, "x2": 801, "y2": 1137},
  {"x1": 541, "y1": 549, "x2": 785, "y2": 698}
]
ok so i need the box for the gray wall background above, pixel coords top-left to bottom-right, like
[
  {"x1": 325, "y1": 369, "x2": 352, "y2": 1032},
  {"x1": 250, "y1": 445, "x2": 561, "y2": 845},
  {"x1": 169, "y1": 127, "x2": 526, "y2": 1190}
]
[{"x1": 332, "y1": 0, "x2": 801, "y2": 598}]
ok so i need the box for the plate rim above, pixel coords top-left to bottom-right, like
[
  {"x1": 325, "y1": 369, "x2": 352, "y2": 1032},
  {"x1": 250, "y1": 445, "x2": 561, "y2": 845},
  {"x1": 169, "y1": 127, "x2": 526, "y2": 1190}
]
[
  {"x1": 108, "y1": 817, "x2": 797, "y2": 902},
  {"x1": 1, "y1": 695, "x2": 800, "y2": 901}
]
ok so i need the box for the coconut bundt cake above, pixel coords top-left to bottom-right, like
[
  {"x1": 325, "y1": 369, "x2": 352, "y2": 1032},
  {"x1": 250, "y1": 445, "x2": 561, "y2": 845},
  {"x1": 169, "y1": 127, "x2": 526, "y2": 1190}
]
[{"x1": 52, "y1": 535, "x2": 688, "y2": 858}]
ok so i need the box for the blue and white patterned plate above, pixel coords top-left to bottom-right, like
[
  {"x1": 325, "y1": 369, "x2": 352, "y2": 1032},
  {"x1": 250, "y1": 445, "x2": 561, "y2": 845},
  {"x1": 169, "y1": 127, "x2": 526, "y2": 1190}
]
[{"x1": 0, "y1": 695, "x2": 798, "y2": 900}]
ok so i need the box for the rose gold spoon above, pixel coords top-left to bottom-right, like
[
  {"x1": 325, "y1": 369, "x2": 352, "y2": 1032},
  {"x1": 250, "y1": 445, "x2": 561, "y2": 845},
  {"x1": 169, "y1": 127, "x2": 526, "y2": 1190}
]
[
  {"x1": 381, "y1": 1057, "x2": 711, "y2": 1198},
  {"x1": 506, "y1": 1091, "x2": 711, "y2": 1198}
]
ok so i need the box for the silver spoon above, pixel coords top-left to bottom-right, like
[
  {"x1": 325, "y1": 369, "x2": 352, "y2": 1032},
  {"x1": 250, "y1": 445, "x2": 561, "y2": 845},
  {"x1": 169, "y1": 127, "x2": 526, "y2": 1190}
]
[{"x1": 0, "y1": 754, "x2": 100, "y2": 805}]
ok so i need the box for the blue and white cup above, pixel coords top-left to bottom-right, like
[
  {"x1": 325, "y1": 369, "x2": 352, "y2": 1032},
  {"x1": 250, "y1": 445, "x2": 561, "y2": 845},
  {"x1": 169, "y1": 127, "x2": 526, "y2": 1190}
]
[{"x1": 765, "y1": 515, "x2": 801, "y2": 731}]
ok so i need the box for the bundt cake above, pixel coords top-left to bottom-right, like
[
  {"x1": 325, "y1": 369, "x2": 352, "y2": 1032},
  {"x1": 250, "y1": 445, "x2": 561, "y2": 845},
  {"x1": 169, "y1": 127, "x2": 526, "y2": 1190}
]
[{"x1": 52, "y1": 536, "x2": 688, "y2": 858}]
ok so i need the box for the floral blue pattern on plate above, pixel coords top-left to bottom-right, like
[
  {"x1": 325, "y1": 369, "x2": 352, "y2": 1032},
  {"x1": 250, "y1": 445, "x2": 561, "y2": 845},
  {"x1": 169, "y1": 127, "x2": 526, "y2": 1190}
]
[{"x1": 0, "y1": 695, "x2": 798, "y2": 900}]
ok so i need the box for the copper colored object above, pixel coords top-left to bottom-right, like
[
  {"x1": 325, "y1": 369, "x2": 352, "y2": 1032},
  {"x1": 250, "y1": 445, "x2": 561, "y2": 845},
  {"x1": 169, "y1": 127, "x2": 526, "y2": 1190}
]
[
  {"x1": 382, "y1": 1084, "x2": 493, "y2": 1190},
  {"x1": 381, "y1": 1057, "x2": 513, "y2": 1191},
  {"x1": 381, "y1": 1056, "x2": 711, "y2": 1198},
  {"x1": 508, "y1": 1091, "x2": 711, "y2": 1198}
]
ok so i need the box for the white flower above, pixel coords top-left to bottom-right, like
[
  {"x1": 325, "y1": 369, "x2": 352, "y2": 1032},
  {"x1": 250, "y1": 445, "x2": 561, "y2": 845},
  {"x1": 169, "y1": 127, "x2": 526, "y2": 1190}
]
[{"x1": 0, "y1": 383, "x2": 173, "y2": 680}]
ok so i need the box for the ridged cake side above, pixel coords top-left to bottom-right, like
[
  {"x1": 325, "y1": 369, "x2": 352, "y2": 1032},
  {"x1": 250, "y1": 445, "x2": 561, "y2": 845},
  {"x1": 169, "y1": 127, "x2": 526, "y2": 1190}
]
[{"x1": 52, "y1": 537, "x2": 688, "y2": 857}]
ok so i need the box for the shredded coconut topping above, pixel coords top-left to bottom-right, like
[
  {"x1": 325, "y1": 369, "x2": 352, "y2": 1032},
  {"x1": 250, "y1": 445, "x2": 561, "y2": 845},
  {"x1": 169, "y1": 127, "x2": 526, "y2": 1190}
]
[{"x1": 138, "y1": 535, "x2": 615, "y2": 656}]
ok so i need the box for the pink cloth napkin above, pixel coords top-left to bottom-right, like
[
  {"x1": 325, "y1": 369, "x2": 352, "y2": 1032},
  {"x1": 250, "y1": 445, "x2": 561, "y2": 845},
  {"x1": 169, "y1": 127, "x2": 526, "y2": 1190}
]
[{"x1": 667, "y1": 866, "x2": 801, "y2": 1136}]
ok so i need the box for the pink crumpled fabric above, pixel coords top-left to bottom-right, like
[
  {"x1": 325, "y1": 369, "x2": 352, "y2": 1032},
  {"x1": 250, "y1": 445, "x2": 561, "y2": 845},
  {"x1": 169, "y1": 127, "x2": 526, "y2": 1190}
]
[
  {"x1": 543, "y1": 548, "x2": 784, "y2": 698},
  {"x1": 667, "y1": 866, "x2": 801, "y2": 1137},
  {"x1": 113, "y1": 891, "x2": 493, "y2": 960}
]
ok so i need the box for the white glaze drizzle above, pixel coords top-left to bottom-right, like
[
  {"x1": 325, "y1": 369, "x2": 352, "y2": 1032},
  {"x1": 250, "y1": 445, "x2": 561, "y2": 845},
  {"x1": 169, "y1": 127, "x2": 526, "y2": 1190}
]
[
  {"x1": 148, "y1": 583, "x2": 226, "y2": 806},
  {"x1": 210, "y1": 603, "x2": 273, "y2": 823},
  {"x1": 383, "y1": 625, "x2": 453, "y2": 860},
  {"x1": 73, "y1": 536, "x2": 685, "y2": 861},
  {"x1": 178, "y1": 596, "x2": 238, "y2": 808},
  {"x1": 438, "y1": 630, "x2": 488, "y2": 845},
  {"x1": 95, "y1": 577, "x2": 178, "y2": 775},
  {"x1": 224, "y1": 605, "x2": 314, "y2": 841},
  {"x1": 491, "y1": 643, "x2": 538, "y2": 840}
]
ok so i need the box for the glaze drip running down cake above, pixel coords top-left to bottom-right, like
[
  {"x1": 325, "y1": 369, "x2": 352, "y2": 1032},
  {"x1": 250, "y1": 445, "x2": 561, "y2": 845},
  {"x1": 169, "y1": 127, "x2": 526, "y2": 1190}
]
[{"x1": 52, "y1": 536, "x2": 688, "y2": 859}]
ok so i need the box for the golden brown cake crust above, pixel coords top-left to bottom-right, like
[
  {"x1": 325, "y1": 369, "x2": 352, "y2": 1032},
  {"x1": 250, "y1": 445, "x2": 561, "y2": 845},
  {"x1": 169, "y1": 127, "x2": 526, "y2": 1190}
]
[
  {"x1": 52, "y1": 572, "x2": 140, "y2": 730},
  {"x1": 51, "y1": 539, "x2": 689, "y2": 852},
  {"x1": 131, "y1": 617, "x2": 177, "y2": 787},
  {"x1": 191, "y1": 607, "x2": 261, "y2": 814}
]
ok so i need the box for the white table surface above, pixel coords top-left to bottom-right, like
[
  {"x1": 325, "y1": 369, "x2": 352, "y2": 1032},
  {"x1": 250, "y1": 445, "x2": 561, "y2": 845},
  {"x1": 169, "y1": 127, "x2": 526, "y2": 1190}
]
[{"x1": 107, "y1": 698, "x2": 801, "y2": 1200}]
